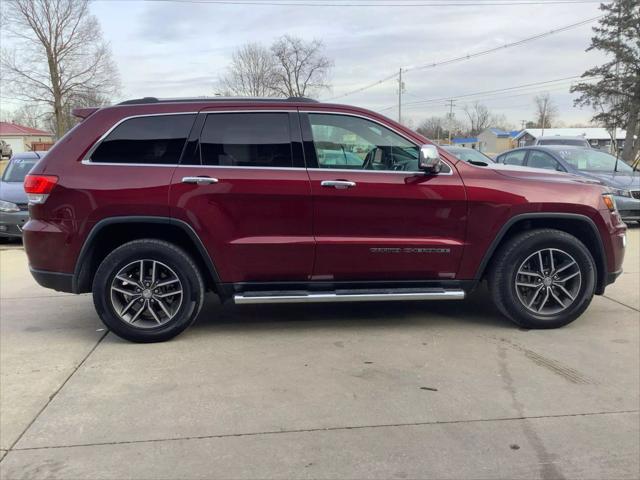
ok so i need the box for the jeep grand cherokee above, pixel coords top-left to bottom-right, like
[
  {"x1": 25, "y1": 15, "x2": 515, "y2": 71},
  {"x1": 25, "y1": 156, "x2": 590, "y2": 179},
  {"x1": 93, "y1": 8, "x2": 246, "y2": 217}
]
[{"x1": 22, "y1": 97, "x2": 627, "y2": 342}]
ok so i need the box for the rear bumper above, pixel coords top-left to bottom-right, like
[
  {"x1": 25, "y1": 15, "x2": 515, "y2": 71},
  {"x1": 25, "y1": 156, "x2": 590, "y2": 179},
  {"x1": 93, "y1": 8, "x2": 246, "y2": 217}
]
[{"x1": 30, "y1": 267, "x2": 74, "y2": 293}]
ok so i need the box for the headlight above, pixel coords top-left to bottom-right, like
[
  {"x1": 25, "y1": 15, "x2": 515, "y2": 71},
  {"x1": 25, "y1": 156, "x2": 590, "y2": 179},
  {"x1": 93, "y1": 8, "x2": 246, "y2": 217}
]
[
  {"x1": 602, "y1": 193, "x2": 617, "y2": 212},
  {"x1": 0, "y1": 200, "x2": 20, "y2": 213},
  {"x1": 610, "y1": 188, "x2": 631, "y2": 198}
]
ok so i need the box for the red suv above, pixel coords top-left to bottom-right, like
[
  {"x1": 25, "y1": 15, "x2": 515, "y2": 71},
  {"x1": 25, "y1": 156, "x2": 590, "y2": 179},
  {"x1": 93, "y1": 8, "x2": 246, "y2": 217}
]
[{"x1": 23, "y1": 97, "x2": 627, "y2": 342}]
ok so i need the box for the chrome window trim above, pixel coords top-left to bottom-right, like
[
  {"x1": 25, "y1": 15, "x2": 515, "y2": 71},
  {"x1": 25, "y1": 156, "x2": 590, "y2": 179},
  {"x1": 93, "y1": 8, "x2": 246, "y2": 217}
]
[
  {"x1": 80, "y1": 108, "x2": 454, "y2": 176},
  {"x1": 300, "y1": 110, "x2": 454, "y2": 176}
]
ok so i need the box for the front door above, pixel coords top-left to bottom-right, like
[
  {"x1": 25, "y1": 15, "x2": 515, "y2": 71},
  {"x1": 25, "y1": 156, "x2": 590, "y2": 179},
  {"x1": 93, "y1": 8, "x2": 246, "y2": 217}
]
[
  {"x1": 301, "y1": 112, "x2": 467, "y2": 281},
  {"x1": 170, "y1": 110, "x2": 314, "y2": 283}
]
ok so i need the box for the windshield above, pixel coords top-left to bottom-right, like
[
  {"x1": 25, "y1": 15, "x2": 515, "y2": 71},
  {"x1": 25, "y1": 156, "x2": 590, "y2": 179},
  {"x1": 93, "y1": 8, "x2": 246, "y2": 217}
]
[
  {"x1": 1, "y1": 157, "x2": 38, "y2": 182},
  {"x1": 447, "y1": 148, "x2": 493, "y2": 163},
  {"x1": 556, "y1": 149, "x2": 634, "y2": 173},
  {"x1": 538, "y1": 139, "x2": 587, "y2": 146}
]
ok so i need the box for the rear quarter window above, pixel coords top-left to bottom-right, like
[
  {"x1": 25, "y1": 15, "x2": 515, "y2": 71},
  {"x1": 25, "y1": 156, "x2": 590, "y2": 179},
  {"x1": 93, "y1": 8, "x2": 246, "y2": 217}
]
[{"x1": 90, "y1": 114, "x2": 196, "y2": 164}]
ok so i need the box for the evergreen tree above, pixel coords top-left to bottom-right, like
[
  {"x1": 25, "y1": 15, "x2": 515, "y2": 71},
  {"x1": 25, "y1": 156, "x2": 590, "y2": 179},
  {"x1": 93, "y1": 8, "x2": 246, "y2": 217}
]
[{"x1": 571, "y1": 0, "x2": 640, "y2": 164}]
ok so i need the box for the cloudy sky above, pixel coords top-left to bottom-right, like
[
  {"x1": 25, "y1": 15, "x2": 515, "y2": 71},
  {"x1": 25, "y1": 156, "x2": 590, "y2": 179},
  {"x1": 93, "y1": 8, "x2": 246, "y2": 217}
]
[{"x1": 8, "y1": 0, "x2": 609, "y2": 128}]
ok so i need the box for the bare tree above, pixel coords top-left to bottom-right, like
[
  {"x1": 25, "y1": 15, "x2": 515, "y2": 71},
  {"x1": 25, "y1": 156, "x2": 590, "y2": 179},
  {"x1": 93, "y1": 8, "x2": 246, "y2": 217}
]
[
  {"x1": 416, "y1": 115, "x2": 464, "y2": 141},
  {"x1": 416, "y1": 116, "x2": 446, "y2": 139},
  {"x1": 218, "y1": 43, "x2": 279, "y2": 97},
  {"x1": 271, "y1": 35, "x2": 332, "y2": 98},
  {"x1": 1, "y1": 0, "x2": 120, "y2": 138},
  {"x1": 10, "y1": 104, "x2": 48, "y2": 130},
  {"x1": 463, "y1": 102, "x2": 494, "y2": 136},
  {"x1": 533, "y1": 93, "x2": 559, "y2": 131}
]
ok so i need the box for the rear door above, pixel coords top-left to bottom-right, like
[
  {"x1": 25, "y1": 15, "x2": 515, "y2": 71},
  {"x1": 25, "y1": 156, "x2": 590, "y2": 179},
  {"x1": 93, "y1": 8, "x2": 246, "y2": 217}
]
[
  {"x1": 301, "y1": 111, "x2": 467, "y2": 281},
  {"x1": 170, "y1": 110, "x2": 314, "y2": 283}
]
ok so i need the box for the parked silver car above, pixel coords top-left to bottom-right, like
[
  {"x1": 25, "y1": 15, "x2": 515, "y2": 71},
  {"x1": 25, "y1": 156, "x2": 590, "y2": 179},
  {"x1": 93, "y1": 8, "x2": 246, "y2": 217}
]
[
  {"x1": 496, "y1": 146, "x2": 639, "y2": 223},
  {"x1": 0, "y1": 151, "x2": 45, "y2": 240}
]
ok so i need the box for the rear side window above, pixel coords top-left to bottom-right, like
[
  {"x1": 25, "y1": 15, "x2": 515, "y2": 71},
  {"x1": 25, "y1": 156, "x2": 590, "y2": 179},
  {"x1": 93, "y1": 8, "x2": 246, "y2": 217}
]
[
  {"x1": 90, "y1": 114, "x2": 195, "y2": 164},
  {"x1": 501, "y1": 150, "x2": 526, "y2": 166},
  {"x1": 199, "y1": 113, "x2": 292, "y2": 167}
]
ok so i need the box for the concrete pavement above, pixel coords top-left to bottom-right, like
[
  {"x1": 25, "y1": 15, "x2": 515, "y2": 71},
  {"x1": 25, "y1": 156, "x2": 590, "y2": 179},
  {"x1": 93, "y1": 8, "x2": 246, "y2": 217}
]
[{"x1": 1, "y1": 227, "x2": 638, "y2": 479}]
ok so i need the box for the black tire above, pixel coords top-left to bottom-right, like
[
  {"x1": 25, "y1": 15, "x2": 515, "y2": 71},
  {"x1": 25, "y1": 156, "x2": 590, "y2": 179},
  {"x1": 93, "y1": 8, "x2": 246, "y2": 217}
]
[
  {"x1": 93, "y1": 239, "x2": 204, "y2": 342},
  {"x1": 488, "y1": 228, "x2": 596, "y2": 329}
]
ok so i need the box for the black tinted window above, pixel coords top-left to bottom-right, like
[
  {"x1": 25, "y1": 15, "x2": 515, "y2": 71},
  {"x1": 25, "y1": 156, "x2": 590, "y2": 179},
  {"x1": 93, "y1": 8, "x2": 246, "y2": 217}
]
[
  {"x1": 200, "y1": 113, "x2": 292, "y2": 167},
  {"x1": 91, "y1": 114, "x2": 195, "y2": 164}
]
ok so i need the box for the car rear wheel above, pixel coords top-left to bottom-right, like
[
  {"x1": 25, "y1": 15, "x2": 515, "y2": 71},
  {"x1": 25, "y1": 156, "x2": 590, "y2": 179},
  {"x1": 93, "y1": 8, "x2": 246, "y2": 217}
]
[
  {"x1": 488, "y1": 229, "x2": 596, "y2": 329},
  {"x1": 93, "y1": 239, "x2": 204, "y2": 342}
]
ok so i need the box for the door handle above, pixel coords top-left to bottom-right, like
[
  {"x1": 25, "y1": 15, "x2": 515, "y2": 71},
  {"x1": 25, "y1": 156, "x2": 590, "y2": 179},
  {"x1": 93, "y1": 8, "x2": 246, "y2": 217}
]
[
  {"x1": 321, "y1": 180, "x2": 356, "y2": 189},
  {"x1": 181, "y1": 176, "x2": 219, "y2": 185}
]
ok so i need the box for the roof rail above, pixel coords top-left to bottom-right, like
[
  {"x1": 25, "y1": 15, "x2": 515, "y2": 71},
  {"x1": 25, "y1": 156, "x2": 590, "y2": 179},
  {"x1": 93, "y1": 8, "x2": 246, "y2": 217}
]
[{"x1": 117, "y1": 96, "x2": 319, "y2": 106}]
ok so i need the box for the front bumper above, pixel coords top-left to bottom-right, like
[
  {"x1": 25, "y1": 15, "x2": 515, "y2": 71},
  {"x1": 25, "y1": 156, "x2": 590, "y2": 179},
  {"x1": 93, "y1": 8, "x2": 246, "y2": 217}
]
[
  {"x1": 606, "y1": 268, "x2": 623, "y2": 286},
  {"x1": 614, "y1": 195, "x2": 640, "y2": 222},
  {"x1": 0, "y1": 210, "x2": 29, "y2": 238}
]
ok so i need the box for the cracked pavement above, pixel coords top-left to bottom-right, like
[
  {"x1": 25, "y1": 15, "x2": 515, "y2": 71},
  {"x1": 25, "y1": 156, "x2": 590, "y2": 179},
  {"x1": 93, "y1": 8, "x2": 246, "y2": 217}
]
[{"x1": 0, "y1": 227, "x2": 638, "y2": 479}]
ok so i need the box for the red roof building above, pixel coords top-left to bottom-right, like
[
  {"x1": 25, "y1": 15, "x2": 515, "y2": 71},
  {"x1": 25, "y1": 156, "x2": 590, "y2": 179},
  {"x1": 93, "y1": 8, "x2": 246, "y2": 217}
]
[
  {"x1": 0, "y1": 122, "x2": 52, "y2": 136},
  {"x1": 0, "y1": 122, "x2": 54, "y2": 156}
]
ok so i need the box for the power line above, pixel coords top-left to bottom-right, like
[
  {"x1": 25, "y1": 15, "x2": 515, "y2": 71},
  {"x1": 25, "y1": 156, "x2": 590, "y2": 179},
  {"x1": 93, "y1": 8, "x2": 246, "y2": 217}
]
[
  {"x1": 373, "y1": 75, "x2": 599, "y2": 112},
  {"x1": 139, "y1": 0, "x2": 603, "y2": 5},
  {"x1": 323, "y1": 15, "x2": 601, "y2": 101},
  {"x1": 401, "y1": 75, "x2": 590, "y2": 106}
]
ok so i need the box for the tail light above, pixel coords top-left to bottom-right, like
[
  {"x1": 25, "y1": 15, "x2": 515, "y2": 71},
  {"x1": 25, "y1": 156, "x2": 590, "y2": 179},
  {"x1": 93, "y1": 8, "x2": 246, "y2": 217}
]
[{"x1": 24, "y1": 174, "x2": 58, "y2": 204}]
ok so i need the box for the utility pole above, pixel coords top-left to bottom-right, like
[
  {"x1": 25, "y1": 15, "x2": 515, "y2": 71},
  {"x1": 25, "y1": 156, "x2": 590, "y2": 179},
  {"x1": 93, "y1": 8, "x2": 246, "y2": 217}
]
[
  {"x1": 398, "y1": 68, "x2": 403, "y2": 124},
  {"x1": 521, "y1": 120, "x2": 527, "y2": 130},
  {"x1": 447, "y1": 99, "x2": 456, "y2": 144}
]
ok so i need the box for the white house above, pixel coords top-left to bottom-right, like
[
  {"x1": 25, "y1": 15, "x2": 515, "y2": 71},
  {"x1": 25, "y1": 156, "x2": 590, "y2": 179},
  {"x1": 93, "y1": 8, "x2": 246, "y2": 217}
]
[
  {"x1": 0, "y1": 122, "x2": 54, "y2": 155},
  {"x1": 515, "y1": 128, "x2": 626, "y2": 152}
]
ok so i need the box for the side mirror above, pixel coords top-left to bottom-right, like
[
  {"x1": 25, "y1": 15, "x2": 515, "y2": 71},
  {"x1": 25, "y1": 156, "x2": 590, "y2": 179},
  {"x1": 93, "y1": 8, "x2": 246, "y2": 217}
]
[{"x1": 419, "y1": 144, "x2": 442, "y2": 173}]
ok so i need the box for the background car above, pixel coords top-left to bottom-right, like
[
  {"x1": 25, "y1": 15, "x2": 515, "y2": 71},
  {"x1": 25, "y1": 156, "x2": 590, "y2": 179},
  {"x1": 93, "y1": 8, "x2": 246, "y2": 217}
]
[
  {"x1": 442, "y1": 146, "x2": 495, "y2": 164},
  {"x1": 533, "y1": 135, "x2": 591, "y2": 148},
  {"x1": 0, "y1": 140, "x2": 13, "y2": 159},
  {"x1": 0, "y1": 151, "x2": 44, "y2": 240},
  {"x1": 496, "y1": 146, "x2": 639, "y2": 223}
]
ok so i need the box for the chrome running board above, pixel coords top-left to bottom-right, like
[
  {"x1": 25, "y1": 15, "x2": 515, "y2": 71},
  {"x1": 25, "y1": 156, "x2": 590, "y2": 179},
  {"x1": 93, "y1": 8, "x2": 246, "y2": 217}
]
[{"x1": 233, "y1": 289, "x2": 465, "y2": 305}]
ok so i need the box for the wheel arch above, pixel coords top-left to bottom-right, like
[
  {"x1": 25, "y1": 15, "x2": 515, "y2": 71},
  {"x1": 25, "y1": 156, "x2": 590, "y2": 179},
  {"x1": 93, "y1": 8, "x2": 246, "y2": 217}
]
[
  {"x1": 477, "y1": 213, "x2": 607, "y2": 295},
  {"x1": 73, "y1": 216, "x2": 221, "y2": 294}
]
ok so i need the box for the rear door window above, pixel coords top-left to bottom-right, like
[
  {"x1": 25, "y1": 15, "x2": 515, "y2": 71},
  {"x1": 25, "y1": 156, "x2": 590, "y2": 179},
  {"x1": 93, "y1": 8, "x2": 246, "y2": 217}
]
[
  {"x1": 199, "y1": 113, "x2": 293, "y2": 167},
  {"x1": 501, "y1": 150, "x2": 527, "y2": 166},
  {"x1": 90, "y1": 114, "x2": 196, "y2": 164}
]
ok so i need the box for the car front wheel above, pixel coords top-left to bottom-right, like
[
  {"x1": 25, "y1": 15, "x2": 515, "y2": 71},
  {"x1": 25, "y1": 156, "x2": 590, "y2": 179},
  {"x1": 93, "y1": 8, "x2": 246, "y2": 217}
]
[
  {"x1": 93, "y1": 239, "x2": 204, "y2": 342},
  {"x1": 489, "y1": 228, "x2": 596, "y2": 329}
]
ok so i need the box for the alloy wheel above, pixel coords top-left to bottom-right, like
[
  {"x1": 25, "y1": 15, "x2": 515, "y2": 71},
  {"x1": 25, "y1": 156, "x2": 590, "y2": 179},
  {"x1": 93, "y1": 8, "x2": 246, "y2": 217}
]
[
  {"x1": 109, "y1": 259, "x2": 183, "y2": 328},
  {"x1": 514, "y1": 248, "x2": 582, "y2": 315}
]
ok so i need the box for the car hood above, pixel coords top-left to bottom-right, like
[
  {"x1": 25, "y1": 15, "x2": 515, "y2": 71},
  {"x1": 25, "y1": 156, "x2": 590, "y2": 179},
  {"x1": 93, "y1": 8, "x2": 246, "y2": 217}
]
[
  {"x1": 577, "y1": 171, "x2": 640, "y2": 190},
  {"x1": 483, "y1": 163, "x2": 601, "y2": 186},
  {"x1": 0, "y1": 181, "x2": 28, "y2": 204}
]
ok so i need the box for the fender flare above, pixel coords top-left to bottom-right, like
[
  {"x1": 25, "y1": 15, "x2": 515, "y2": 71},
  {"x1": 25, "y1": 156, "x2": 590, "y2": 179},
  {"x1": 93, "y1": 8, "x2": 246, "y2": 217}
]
[
  {"x1": 474, "y1": 212, "x2": 607, "y2": 293},
  {"x1": 73, "y1": 216, "x2": 221, "y2": 293}
]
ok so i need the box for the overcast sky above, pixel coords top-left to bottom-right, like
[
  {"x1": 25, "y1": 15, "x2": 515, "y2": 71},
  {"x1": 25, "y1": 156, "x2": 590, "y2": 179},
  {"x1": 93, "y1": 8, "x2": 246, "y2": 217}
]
[{"x1": 7, "y1": 0, "x2": 608, "y2": 129}]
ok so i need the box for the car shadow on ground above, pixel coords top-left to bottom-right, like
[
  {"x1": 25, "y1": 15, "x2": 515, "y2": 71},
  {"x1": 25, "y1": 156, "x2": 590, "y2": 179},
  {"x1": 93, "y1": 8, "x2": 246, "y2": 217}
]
[{"x1": 189, "y1": 283, "x2": 514, "y2": 335}]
